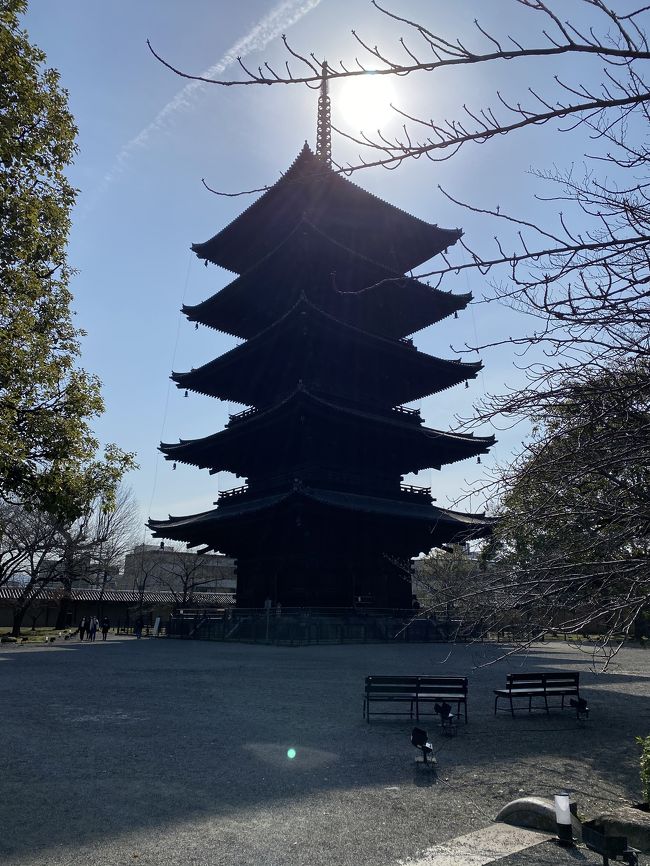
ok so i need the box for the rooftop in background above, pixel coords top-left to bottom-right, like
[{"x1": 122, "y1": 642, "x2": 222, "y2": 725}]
[
  {"x1": 117, "y1": 544, "x2": 236, "y2": 593},
  {"x1": 0, "y1": 586, "x2": 234, "y2": 606}
]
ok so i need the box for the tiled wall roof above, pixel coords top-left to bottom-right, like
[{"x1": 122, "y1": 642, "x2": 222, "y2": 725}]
[{"x1": 0, "y1": 586, "x2": 235, "y2": 605}]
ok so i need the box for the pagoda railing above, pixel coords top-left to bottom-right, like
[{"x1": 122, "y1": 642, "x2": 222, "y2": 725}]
[
  {"x1": 217, "y1": 476, "x2": 432, "y2": 503},
  {"x1": 310, "y1": 386, "x2": 423, "y2": 423},
  {"x1": 399, "y1": 483, "x2": 432, "y2": 499},
  {"x1": 227, "y1": 406, "x2": 258, "y2": 426},
  {"x1": 218, "y1": 484, "x2": 249, "y2": 501},
  {"x1": 392, "y1": 404, "x2": 421, "y2": 420},
  {"x1": 226, "y1": 396, "x2": 423, "y2": 427}
]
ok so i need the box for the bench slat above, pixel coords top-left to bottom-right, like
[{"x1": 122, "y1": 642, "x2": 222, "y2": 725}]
[
  {"x1": 364, "y1": 675, "x2": 469, "y2": 723},
  {"x1": 494, "y1": 671, "x2": 580, "y2": 717}
]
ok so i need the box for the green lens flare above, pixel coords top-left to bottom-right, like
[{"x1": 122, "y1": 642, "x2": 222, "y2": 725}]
[{"x1": 287, "y1": 748, "x2": 296, "y2": 760}]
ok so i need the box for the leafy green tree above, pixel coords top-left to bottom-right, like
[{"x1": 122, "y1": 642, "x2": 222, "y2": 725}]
[
  {"x1": 483, "y1": 361, "x2": 650, "y2": 645},
  {"x1": 0, "y1": 0, "x2": 134, "y2": 516}
]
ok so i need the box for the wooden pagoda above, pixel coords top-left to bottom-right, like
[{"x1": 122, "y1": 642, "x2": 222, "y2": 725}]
[{"x1": 149, "y1": 90, "x2": 494, "y2": 608}]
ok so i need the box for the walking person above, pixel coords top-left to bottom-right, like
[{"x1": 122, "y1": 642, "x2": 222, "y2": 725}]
[
  {"x1": 134, "y1": 616, "x2": 143, "y2": 639},
  {"x1": 101, "y1": 616, "x2": 110, "y2": 641},
  {"x1": 88, "y1": 616, "x2": 98, "y2": 641},
  {"x1": 78, "y1": 617, "x2": 86, "y2": 641}
]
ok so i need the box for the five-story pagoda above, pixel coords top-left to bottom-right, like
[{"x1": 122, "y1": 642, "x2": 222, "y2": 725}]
[{"x1": 149, "y1": 76, "x2": 495, "y2": 608}]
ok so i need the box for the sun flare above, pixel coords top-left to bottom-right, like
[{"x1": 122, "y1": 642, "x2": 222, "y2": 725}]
[{"x1": 337, "y1": 72, "x2": 396, "y2": 133}]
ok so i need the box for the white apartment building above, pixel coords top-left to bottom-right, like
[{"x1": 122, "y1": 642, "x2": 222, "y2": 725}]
[{"x1": 117, "y1": 544, "x2": 236, "y2": 595}]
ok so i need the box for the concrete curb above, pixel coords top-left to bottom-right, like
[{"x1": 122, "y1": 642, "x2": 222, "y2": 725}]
[{"x1": 495, "y1": 796, "x2": 582, "y2": 839}]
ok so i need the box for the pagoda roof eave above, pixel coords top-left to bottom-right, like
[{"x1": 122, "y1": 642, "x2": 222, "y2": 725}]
[
  {"x1": 171, "y1": 296, "x2": 482, "y2": 404},
  {"x1": 148, "y1": 486, "x2": 495, "y2": 544},
  {"x1": 184, "y1": 216, "x2": 472, "y2": 340},
  {"x1": 191, "y1": 144, "x2": 462, "y2": 274},
  {"x1": 311, "y1": 488, "x2": 495, "y2": 533},
  {"x1": 183, "y1": 287, "x2": 472, "y2": 344},
  {"x1": 159, "y1": 386, "x2": 495, "y2": 472}
]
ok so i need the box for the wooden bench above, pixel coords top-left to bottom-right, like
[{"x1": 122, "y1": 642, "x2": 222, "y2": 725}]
[
  {"x1": 494, "y1": 672, "x2": 580, "y2": 716},
  {"x1": 416, "y1": 676, "x2": 468, "y2": 723},
  {"x1": 363, "y1": 676, "x2": 468, "y2": 723},
  {"x1": 363, "y1": 676, "x2": 418, "y2": 722}
]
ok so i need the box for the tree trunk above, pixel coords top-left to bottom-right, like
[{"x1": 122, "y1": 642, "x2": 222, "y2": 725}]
[
  {"x1": 11, "y1": 607, "x2": 26, "y2": 637},
  {"x1": 55, "y1": 579, "x2": 72, "y2": 629},
  {"x1": 55, "y1": 597, "x2": 71, "y2": 629}
]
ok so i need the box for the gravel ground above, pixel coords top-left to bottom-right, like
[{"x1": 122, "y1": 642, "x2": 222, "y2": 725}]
[{"x1": 1, "y1": 636, "x2": 649, "y2": 866}]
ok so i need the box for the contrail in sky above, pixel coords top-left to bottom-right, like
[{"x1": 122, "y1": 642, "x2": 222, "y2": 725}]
[{"x1": 102, "y1": 0, "x2": 322, "y2": 187}]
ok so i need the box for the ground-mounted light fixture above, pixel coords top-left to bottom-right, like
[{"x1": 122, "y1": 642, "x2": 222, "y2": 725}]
[
  {"x1": 434, "y1": 701, "x2": 457, "y2": 737},
  {"x1": 570, "y1": 697, "x2": 589, "y2": 721},
  {"x1": 411, "y1": 727, "x2": 435, "y2": 766},
  {"x1": 554, "y1": 793, "x2": 574, "y2": 847}
]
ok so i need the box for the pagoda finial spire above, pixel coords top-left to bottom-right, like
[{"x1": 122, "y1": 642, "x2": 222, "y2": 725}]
[{"x1": 315, "y1": 61, "x2": 331, "y2": 167}]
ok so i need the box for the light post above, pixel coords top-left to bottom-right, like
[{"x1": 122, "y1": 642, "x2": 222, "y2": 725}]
[{"x1": 554, "y1": 793, "x2": 574, "y2": 847}]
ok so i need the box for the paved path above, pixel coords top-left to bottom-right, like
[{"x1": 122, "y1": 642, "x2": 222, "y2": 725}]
[
  {"x1": 402, "y1": 824, "x2": 553, "y2": 865},
  {"x1": 1, "y1": 637, "x2": 649, "y2": 865}
]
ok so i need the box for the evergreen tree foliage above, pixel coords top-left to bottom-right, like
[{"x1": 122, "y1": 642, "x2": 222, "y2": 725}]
[
  {"x1": 0, "y1": 0, "x2": 134, "y2": 517},
  {"x1": 484, "y1": 361, "x2": 650, "y2": 640}
]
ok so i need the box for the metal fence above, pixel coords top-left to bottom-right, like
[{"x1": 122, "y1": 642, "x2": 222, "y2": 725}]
[{"x1": 166, "y1": 607, "x2": 483, "y2": 645}]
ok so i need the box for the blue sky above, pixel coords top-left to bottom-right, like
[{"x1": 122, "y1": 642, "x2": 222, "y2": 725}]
[{"x1": 22, "y1": 1, "x2": 600, "y2": 542}]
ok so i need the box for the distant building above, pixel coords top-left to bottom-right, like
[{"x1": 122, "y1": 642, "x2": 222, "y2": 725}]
[
  {"x1": 37, "y1": 553, "x2": 121, "y2": 590},
  {"x1": 37, "y1": 552, "x2": 89, "y2": 585},
  {"x1": 117, "y1": 544, "x2": 236, "y2": 596}
]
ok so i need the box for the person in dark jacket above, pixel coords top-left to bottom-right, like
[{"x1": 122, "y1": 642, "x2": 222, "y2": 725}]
[
  {"x1": 78, "y1": 617, "x2": 86, "y2": 641},
  {"x1": 101, "y1": 617, "x2": 110, "y2": 640}
]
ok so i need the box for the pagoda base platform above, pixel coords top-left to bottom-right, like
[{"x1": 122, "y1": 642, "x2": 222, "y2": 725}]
[{"x1": 167, "y1": 606, "x2": 479, "y2": 645}]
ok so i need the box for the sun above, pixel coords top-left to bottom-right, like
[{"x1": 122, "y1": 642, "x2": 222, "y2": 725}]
[{"x1": 337, "y1": 72, "x2": 396, "y2": 133}]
